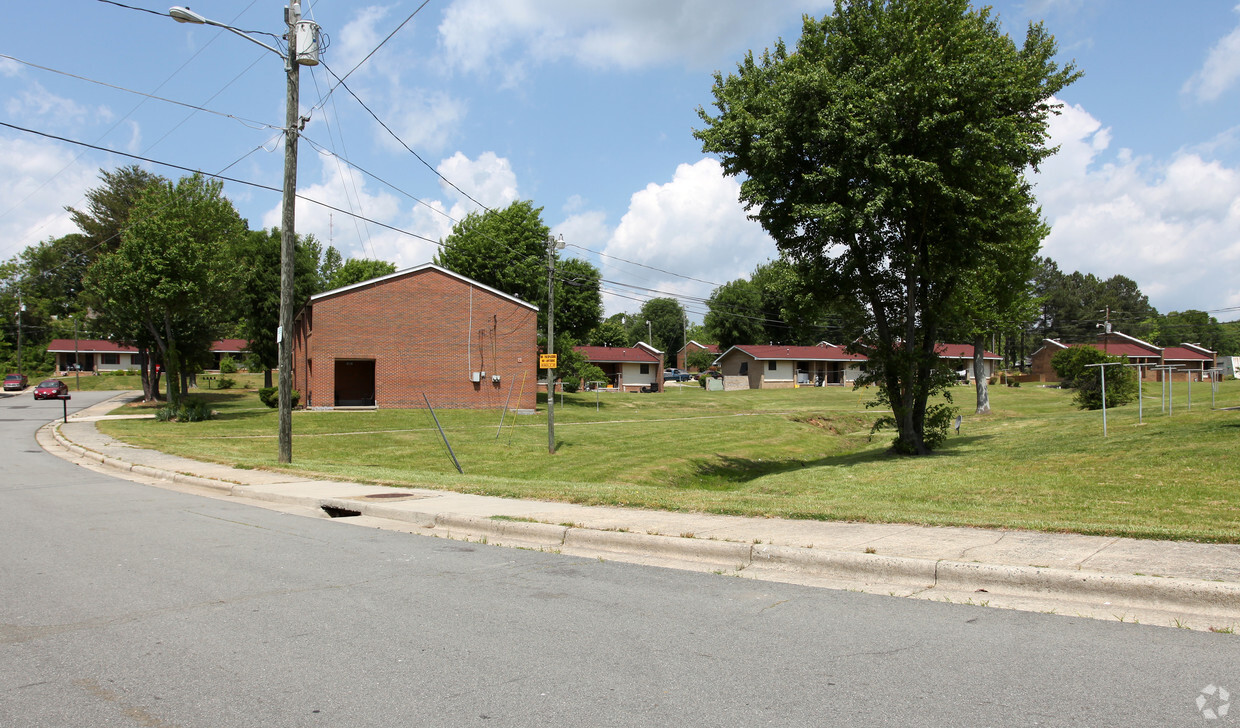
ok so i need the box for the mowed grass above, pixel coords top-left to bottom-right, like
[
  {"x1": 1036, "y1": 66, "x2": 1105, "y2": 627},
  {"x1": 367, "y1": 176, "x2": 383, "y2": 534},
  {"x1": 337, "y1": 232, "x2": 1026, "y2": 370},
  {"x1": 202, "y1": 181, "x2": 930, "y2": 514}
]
[
  {"x1": 97, "y1": 379, "x2": 1240, "y2": 542},
  {"x1": 62, "y1": 371, "x2": 271, "y2": 392}
]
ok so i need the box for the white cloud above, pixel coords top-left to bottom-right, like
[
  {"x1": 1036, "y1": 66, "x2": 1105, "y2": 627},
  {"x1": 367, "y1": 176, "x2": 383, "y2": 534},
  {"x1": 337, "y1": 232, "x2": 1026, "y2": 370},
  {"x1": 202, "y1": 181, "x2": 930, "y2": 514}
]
[
  {"x1": 4, "y1": 82, "x2": 107, "y2": 127},
  {"x1": 1033, "y1": 99, "x2": 1240, "y2": 313},
  {"x1": 333, "y1": 6, "x2": 392, "y2": 77},
  {"x1": 583, "y1": 158, "x2": 776, "y2": 316},
  {"x1": 0, "y1": 136, "x2": 97, "y2": 260},
  {"x1": 266, "y1": 150, "x2": 522, "y2": 269},
  {"x1": 435, "y1": 151, "x2": 519, "y2": 211},
  {"x1": 376, "y1": 87, "x2": 466, "y2": 153},
  {"x1": 437, "y1": 0, "x2": 832, "y2": 77},
  {"x1": 1183, "y1": 4, "x2": 1240, "y2": 102}
]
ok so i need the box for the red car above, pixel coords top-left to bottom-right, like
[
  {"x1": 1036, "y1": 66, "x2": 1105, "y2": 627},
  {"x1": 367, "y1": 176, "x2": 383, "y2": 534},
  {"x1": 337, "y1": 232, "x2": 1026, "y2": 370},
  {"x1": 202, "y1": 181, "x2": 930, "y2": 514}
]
[
  {"x1": 3, "y1": 373, "x2": 27, "y2": 392},
  {"x1": 33, "y1": 379, "x2": 69, "y2": 400}
]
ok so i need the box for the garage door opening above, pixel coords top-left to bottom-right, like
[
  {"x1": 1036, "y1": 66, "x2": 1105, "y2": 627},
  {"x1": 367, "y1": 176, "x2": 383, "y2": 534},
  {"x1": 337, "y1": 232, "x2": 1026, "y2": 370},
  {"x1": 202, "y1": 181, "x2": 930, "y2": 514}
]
[{"x1": 334, "y1": 360, "x2": 375, "y2": 407}]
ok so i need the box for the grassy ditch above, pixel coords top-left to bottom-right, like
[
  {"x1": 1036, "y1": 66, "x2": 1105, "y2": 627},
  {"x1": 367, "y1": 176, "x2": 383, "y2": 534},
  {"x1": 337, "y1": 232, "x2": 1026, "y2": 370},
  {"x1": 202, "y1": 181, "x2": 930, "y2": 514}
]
[{"x1": 97, "y1": 379, "x2": 1240, "y2": 542}]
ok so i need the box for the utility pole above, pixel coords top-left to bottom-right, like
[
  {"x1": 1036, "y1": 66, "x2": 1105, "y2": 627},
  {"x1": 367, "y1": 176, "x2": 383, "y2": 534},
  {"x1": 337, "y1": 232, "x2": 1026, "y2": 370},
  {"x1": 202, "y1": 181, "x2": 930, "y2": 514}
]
[
  {"x1": 167, "y1": 4, "x2": 320, "y2": 464},
  {"x1": 546, "y1": 234, "x2": 564, "y2": 454},
  {"x1": 15, "y1": 290, "x2": 22, "y2": 376},
  {"x1": 277, "y1": 1, "x2": 305, "y2": 465}
]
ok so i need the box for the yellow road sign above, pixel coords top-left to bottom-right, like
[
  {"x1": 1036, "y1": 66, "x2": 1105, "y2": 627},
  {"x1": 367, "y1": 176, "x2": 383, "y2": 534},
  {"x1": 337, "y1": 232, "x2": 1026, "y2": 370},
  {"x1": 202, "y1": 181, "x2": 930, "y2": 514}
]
[{"x1": 540, "y1": 354, "x2": 558, "y2": 369}]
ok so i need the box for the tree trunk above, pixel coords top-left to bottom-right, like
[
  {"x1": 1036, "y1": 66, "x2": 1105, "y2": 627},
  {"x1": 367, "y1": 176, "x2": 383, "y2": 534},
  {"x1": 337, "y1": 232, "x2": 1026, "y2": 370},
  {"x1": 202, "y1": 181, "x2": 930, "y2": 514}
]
[
  {"x1": 973, "y1": 333, "x2": 990, "y2": 414},
  {"x1": 264, "y1": 368, "x2": 273, "y2": 388},
  {"x1": 139, "y1": 347, "x2": 153, "y2": 401}
]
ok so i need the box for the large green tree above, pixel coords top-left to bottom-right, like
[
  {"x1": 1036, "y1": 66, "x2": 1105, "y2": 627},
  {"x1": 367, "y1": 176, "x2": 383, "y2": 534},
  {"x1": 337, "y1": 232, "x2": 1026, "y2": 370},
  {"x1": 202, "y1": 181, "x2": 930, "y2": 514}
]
[
  {"x1": 324, "y1": 257, "x2": 397, "y2": 291},
  {"x1": 67, "y1": 165, "x2": 166, "y2": 255},
  {"x1": 87, "y1": 174, "x2": 246, "y2": 405},
  {"x1": 631, "y1": 298, "x2": 687, "y2": 355},
  {"x1": 434, "y1": 200, "x2": 603, "y2": 340},
  {"x1": 696, "y1": 0, "x2": 1078, "y2": 454},
  {"x1": 704, "y1": 278, "x2": 765, "y2": 349},
  {"x1": 232, "y1": 227, "x2": 323, "y2": 387},
  {"x1": 434, "y1": 200, "x2": 550, "y2": 311}
]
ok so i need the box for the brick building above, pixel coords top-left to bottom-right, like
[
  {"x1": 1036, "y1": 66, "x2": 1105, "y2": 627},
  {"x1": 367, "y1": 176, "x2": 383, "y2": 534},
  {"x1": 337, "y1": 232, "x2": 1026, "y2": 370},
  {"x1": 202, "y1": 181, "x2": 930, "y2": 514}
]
[
  {"x1": 573, "y1": 343, "x2": 663, "y2": 392},
  {"x1": 291, "y1": 264, "x2": 539, "y2": 410},
  {"x1": 1027, "y1": 332, "x2": 1216, "y2": 382}
]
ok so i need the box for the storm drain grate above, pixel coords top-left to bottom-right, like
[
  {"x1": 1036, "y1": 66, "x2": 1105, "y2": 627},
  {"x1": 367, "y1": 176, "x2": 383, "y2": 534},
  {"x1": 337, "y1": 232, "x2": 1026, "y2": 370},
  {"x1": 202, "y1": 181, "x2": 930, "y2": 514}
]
[
  {"x1": 321, "y1": 505, "x2": 362, "y2": 518},
  {"x1": 363, "y1": 493, "x2": 410, "y2": 499}
]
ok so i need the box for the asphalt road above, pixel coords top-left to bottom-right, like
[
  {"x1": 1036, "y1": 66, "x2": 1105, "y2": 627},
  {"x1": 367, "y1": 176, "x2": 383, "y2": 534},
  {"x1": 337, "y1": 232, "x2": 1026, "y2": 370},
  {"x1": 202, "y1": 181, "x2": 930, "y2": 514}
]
[{"x1": 2, "y1": 390, "x2": 1237, "y2": 727}]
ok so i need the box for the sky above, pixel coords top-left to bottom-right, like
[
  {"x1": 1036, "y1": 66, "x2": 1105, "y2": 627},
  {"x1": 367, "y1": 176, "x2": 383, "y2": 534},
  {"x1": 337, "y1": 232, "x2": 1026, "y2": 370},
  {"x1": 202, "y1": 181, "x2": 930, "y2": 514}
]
[{"x1": 1, "y1": 0, "x2": 1238, "y2": 326}]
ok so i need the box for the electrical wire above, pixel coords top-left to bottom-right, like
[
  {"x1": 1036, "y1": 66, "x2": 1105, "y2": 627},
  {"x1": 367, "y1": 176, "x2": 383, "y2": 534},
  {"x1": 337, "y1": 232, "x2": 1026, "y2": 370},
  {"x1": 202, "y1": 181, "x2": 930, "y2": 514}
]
[
  {"x1": 0, "y1": 54, "x2": 279, "y2": 131},
  {"x1": 312, "y1": 0, "x2": 432, "y2": 111}
]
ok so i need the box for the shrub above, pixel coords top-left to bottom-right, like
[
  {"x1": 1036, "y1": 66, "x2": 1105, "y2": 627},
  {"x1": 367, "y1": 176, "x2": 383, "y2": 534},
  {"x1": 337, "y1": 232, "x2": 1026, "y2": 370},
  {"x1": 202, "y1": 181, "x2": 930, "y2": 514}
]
[
  {"x1": 219, "y1": 356, "x2": 238, "y2": 374},
  {"x1": 154, "y1": 397, "x2": 214, "y2": 422},
  {"x1": 216, "y1": 376, "x2": 236, "y2": 389},
  {"x1": 258, "y1": 387, "x2": 299, "y2": 408},
  {"x1": 1051, "y1": 346, "x2": 1135, "y2": 410}
]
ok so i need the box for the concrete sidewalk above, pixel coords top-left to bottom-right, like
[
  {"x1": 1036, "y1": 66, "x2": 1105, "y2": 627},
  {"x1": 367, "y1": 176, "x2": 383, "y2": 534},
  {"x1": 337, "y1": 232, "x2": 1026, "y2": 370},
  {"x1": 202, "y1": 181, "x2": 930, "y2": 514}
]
[{"x1": 39, "y1": 393, "x2": 1240, "y2": 631}]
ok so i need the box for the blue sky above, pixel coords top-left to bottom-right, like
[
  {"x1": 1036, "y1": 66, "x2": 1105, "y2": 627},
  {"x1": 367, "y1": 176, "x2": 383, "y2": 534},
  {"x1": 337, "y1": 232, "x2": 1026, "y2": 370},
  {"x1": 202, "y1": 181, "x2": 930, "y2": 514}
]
[{"x1": 2, "y1": 0, "x2": 1238, "y2": 324}]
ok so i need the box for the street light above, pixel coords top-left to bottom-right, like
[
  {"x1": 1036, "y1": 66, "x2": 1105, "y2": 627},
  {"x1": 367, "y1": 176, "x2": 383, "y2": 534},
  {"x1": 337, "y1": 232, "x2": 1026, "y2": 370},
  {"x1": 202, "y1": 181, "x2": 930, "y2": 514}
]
[{"x1": 168, "y1": 4, "x2": 320, "y2": 464}]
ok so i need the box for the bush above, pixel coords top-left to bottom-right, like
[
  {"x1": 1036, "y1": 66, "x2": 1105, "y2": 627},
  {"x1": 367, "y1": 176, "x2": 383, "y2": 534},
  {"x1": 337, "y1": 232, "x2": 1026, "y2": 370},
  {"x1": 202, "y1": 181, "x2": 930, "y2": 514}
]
[
  {"x1": 216, "y1": 376, "x2": 236, "y2": 389},
  {"x1": 1051, "y1": 346, "x2": 1136, "y2": 410},
  {"x1": 219, "y1": 356, "x2": 238, "y2": 374},
  {"x1": 258, "y1": 387, "x2": 299, "y2": 408},
  {"x1": 154, "y1": 397, "x2": 214, "y2": 422}
]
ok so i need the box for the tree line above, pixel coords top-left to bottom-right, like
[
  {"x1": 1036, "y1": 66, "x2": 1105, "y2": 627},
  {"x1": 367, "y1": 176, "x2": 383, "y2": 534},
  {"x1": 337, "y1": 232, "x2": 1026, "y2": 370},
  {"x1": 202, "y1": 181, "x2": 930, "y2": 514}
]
[{"x1": 0, "y1": 165, "x2": 397, "y2": 404}]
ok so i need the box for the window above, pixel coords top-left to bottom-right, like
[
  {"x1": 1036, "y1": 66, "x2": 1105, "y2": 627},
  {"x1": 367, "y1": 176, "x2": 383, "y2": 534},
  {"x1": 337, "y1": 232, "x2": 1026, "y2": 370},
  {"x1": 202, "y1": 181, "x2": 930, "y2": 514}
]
[
  {"x1": 639, "y1": 364, "x2": 650, "y2": 375},
  {"x1": 739, "y1": 362, "x2": 749, "y2": 375},
  {"x1": 101, "y1": 353, "x2": 119, "y2": 365},
  {"x1": 768, "y1": 360, "x2": 777, "y2": 371}
]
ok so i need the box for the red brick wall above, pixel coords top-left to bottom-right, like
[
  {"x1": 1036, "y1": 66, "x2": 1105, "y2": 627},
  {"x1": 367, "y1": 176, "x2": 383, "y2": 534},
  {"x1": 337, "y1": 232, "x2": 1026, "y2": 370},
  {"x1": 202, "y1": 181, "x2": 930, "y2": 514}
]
[{"x1": 292, "y1": 268, "x2": 538, "y2": 410}]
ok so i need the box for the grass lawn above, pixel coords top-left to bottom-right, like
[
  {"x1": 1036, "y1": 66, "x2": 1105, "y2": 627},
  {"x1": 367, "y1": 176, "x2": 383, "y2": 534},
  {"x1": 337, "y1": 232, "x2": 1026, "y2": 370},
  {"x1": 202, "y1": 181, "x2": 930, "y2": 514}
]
[
  {"x1": 97, "y1": 379, "x2": 1240, "y2": 542},
  {"x1": 63, "y1": 371, "x2": 271, "y2": 392}
]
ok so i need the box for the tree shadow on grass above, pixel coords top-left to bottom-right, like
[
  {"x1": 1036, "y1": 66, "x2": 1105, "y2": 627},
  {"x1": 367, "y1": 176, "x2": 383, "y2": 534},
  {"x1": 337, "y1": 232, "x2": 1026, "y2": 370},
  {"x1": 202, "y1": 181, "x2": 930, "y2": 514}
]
[{"x1": 677, "y1": 434, "x2": 994, "y2": 489}]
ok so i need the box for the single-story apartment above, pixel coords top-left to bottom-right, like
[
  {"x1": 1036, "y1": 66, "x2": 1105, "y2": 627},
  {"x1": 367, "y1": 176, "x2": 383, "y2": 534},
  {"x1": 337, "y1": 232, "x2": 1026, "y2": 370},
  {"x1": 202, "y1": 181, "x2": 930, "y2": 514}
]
[
  {"x1": 574, "y1": 343, "x2": 663, "y2": 392},
  {"x1": 46, "y1": 338, "x2": 250, "y2": 373},
  {"x1": 1028, "y1": 331, "x2": 1215, "y2": 382},
  {"x1": 935, "y1": 344, "x2": 1003, "y2": 382},
  {"x1": 677, "y1": 340, "x2": 720, "y2": 371},
  {"x1": 291, "y1": 263, "x2": 539, "y2": 410},
  {"x1": 714, "y1": 343, "x2": 867, "y2": 390}
]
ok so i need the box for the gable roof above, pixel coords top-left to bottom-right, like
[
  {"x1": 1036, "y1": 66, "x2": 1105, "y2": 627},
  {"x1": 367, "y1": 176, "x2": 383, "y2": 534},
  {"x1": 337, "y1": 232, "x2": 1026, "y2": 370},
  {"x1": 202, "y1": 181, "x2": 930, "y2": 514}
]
[
  {"x1": 719, "y1": 343, "x2": 868, "y2": 362},
  {"x1": 574, "y1": 345, "x2": 661, "y2": 364},
  {"x1": 46, "y1": 339, "x2": 250, "y2": 354},
  {"x1": 681, "y1": 340, "x2": 719, "y2": 354},
  {"x1": 310, "y1": 262, "x2": 539, "y2": 312},
  {"x1": 934, "y1": 343, "x2": 1002, "y2": 361},
  {"x1": 1162, "y1": 345, "x2": 1213, "y2": 362}
]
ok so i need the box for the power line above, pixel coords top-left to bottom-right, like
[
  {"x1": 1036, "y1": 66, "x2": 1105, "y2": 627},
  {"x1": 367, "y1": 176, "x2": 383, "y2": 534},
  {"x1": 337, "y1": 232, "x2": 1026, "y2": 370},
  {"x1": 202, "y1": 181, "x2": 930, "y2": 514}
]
[
  {"x1": 0, "y1": 53, "x2": 279, "y2": 131},
  {"x1": 313, "y1": 0, "x2": 432, "y2": 111},
  {"x1": 317, "y1": 61, "x2": 493, "y2": 212}
]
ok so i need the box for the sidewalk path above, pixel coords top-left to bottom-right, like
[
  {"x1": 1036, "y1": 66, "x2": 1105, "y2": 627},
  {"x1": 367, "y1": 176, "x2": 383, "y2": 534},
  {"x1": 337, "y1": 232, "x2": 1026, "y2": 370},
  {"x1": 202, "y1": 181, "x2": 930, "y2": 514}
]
[{"x1": 40, "y1": 393, "x2": 1240, "y2": 631}]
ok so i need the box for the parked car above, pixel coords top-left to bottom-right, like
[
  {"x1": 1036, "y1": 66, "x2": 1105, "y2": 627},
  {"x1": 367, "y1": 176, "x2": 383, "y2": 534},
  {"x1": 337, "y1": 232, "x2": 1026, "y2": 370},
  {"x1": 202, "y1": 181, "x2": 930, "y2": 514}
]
[
  {"x1": 663, "y1": 368, "x2": 692, "y2": 382},
  {"x1": 4, "y1": 373, "x2": 28, "y2": 391},
  {"x1": 33, "y1": 379, "x2": 69, "y2": 400}
]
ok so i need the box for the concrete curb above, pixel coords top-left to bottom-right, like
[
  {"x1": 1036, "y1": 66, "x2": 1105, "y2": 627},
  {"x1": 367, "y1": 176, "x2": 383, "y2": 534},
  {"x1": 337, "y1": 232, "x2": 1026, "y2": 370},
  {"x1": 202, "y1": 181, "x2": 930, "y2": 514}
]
[{"x1": 39, "y1": 414, "x2": 1240, "y2": 624}]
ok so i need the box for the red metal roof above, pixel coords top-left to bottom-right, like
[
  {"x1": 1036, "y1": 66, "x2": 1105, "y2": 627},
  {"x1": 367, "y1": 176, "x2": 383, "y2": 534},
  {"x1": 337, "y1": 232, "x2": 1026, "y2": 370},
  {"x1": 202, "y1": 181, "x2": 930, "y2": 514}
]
[
  {"x1": 47, "y1": 339, "x2": 250, "y2": 354},
  {"x1": 1085, "y1": 342, "x2": 1160, "y2": 359},
  {"x1": 934, "y1": 344, "x2": 1002, "y2": 360},
  {"x1": 1161, "y1": 346, "x2": 1212, "y2": 362},
  {"x1": 728, "y1": 344, "x2": 868, "y2": 361},
  {"x1": 575, "y1": 345, "x2": 660, "y2": 363}
]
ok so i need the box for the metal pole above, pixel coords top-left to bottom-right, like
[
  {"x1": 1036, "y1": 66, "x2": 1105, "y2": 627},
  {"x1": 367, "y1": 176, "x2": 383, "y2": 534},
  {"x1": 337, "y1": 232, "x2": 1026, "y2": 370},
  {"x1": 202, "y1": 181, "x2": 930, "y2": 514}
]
[
  {"x1": 546, "y1": 235, "x2": 556, "y2": 455},
  {"x1": 1187, "y1": 371, "x2": 1192, "y2": 411},
  {"x1": 74, "y1": 318, "x2": 80, "y2": 390},
  {"x1": 277, "y1": 3, "x2": 302, "y2": 465},
  {"x1": 15, "y1": 290, "x2": 22, "y2": 376}
]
